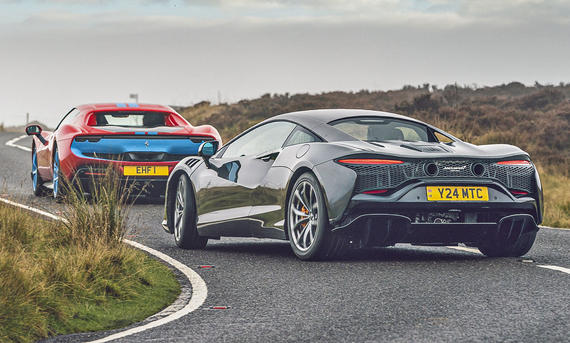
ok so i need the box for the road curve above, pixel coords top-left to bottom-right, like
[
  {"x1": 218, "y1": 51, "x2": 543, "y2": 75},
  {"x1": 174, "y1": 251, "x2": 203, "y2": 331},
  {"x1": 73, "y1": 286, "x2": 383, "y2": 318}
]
[{"x1": 1, "y1": 132, "x2": 568, "y2": 343}]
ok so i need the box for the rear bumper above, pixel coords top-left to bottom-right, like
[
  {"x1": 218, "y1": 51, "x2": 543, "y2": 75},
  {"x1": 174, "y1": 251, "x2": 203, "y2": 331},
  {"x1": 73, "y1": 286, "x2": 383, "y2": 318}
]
[
  {"x1": 334, "y1": 213, "x2": 538, "y2": 246},
  {"x1": 333, "y1": 180, "x2": 540, "y2": 246},
  {"x1": 74, "y1": 166, "x2": 171, "y2": 198}
]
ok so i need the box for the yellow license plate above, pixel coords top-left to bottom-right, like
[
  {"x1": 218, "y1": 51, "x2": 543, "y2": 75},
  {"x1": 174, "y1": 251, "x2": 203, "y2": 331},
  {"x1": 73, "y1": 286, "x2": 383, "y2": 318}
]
[
  {"x1": 426, "y1": 186, "x2": 488, "y2": 201},
  {"x1": 123, "y1": 166, "x2": 169, "y2": 176}
]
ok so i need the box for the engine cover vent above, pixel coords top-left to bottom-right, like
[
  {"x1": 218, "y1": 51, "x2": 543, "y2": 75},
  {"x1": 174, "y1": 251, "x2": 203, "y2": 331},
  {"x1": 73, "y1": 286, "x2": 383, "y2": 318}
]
[{"x1": 400, "y1": 143, "x2": 452, "y2": 153}]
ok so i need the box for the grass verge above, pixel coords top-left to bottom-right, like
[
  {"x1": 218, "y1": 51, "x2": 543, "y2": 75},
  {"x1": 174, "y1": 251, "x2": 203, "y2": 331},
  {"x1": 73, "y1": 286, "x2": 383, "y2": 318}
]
[
  {"x1": 0, "y1": 171, "x2": 180, "y2": 343},
  {"x1": 540, "y1": 170, "x2": 570, "y2": 228}
]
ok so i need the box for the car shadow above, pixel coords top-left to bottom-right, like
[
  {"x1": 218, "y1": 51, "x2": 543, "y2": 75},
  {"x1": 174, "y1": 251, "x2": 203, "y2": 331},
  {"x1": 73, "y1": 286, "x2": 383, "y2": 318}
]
[{"x1": 204, "y1": 239, "x2": 485, "y2": 263}]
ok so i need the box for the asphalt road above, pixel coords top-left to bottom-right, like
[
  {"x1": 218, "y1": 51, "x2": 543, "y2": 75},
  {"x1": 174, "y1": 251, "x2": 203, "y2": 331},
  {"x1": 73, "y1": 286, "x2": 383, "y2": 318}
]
[{"x1": 1, "y1": 132, "x2": 568, "y2": 343}]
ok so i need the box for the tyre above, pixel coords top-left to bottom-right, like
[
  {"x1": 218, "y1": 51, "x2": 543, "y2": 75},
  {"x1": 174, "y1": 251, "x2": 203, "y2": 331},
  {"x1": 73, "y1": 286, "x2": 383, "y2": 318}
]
[
  {"x1": 52, "y1": 147, "x2": 65, "y2": 202},
  {"x1": 173, "y1": 174, "x2": 208, "y2": 249},
  {"x1": 287, "y1": 172, "x2": 346, "y2": 260},
  {"x1": 31, "y1": 147, "x2": 45, "y2": 196},
  {"x1": 478, "y1": 230, "x2": 537, "y2": 257}
]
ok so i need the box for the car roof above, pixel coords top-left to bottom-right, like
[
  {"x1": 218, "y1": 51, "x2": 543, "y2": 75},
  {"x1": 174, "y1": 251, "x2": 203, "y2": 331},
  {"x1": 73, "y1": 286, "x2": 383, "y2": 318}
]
[
  {"x1": 272, "y1": 109, "x2": 423, "y2": 125},
  {"x1": 267, "y1": 109, "x2": 432, "y2": 142},
  {"x1": 76, "y1": 103, "x2": 176, "y2": 113}
]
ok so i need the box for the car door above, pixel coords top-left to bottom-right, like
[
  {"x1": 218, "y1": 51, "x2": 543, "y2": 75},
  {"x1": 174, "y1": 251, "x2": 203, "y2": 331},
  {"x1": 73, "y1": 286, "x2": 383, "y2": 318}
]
[
  {"x1": 248, "y1": 125, "x2": 322, "y2": 235},
  {"x1": 195, "y1": 121, "x2": 296, "y2": 236}
]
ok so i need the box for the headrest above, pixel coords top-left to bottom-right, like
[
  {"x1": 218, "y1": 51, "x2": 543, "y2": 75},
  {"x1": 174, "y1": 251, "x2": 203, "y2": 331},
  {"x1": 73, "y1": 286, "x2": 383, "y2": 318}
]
[{"x1": 367, "y1": 125, "x2": 404, "y2": 141}]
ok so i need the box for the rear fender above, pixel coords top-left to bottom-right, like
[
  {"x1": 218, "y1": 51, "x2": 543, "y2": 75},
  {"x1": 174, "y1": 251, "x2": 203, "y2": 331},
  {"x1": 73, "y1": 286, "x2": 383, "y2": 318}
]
[{"x1": 312, "y1": 160, "x2": 357, "y2": 224}]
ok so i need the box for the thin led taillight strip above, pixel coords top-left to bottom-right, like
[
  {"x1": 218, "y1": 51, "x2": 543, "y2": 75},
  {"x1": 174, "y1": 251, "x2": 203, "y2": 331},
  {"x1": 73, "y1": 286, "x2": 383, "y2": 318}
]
[
  {"x1": 362, "y1": 189, "x2": 388, "y2": 194},
  {"x1": 496, "y1": 160, "x2": 530, "y2": 165},
  {"x1": 338, "y1": 159, "x2": 404, "y2": 165}
]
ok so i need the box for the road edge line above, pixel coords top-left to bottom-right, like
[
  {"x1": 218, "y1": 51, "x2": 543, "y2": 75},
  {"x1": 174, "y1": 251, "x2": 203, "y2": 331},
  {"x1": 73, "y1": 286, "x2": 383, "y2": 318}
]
[
  {"x1": 0, "y1": 196, "x2": 207, "y2": 343},
  {"x1": 536, "y1": 265, "x2": 570, "y2": 275},
  {"x1": 6, "y1": 134, "x2": 31, "y2": 152}
]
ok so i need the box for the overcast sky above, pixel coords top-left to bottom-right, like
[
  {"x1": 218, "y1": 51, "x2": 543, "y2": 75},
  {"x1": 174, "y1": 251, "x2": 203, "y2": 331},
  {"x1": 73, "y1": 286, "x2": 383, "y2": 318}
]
[{"x1": 0, "y1": 0, "x2": 569, "y2": 127}]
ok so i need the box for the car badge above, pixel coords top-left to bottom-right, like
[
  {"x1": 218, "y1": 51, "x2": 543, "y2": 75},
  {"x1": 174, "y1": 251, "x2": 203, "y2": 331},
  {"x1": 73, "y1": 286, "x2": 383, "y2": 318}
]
[{"x1": 145, "y1": 140, "x2": 150, "y2": 148}]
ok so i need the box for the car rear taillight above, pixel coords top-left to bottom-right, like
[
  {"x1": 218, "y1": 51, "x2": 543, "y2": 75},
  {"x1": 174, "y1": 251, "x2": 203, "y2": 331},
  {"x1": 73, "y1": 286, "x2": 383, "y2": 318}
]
[
  {"x1": 338, "y1": 159, "x2": 404, "y2": 165},
  {"x1": 496, "y1": 160, "x2": 530, "y2": 165},
  {"x1": 510, "y1": 190, "x2": 529, "y2": 196},
  {"x1": 362, "y1": 189, "x2": 388, "y2": 195}
]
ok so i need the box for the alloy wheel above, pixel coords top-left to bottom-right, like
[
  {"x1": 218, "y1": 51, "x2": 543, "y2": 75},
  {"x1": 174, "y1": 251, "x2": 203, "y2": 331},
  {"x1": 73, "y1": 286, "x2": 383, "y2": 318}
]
[
  {"x1": 174, "y1": 176, "x2": 186, "y2": 241},
  {"x1": 32, "y1": 150, "x2": 38, "y2": 191},
  {"x1": 289, "y1": 180, "x2": 319, "y2": 252},
  {"x1": 53, "y1": 150, "x2": 60, "y2": 199}
]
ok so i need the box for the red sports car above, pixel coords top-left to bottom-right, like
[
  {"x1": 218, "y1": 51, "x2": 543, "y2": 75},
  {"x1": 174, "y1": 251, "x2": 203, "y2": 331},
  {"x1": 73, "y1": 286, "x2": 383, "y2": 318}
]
[{"x1": 25, "y1": 103, "x2": 221, "y2": 200}]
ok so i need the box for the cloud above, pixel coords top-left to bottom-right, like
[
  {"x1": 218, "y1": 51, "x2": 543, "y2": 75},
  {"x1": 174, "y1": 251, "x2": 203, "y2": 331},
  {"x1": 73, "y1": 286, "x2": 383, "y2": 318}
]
[{"x1": 0, "y1": 0, "x2": 568, "y2": 127}]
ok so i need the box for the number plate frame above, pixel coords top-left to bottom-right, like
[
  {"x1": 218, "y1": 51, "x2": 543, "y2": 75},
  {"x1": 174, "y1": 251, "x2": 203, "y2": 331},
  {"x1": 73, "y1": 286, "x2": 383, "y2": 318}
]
[
  {"x1": 123, "y1": 166, "x2": 169, "y2": 176},
  {"x1": 426, "y1": 186, "x2": 489, "y2": 201}
]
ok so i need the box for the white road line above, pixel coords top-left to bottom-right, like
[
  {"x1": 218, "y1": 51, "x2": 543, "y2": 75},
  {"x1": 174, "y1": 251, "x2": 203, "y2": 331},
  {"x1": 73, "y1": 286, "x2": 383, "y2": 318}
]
[
  {"x1": 0, "y1": 196, "x2": 208, "y2": 343},
  {"x1": 541, "y1": 225, "x2": 570, "y2": 231},
  {"x1": 446, "y1": 246, "x2": 482, "y2": 254},
  {"x1": 0, "y1": 197, "x2": 65, "y2": 222},
  {"x1": 446, "y1": 245, "x2": 570, "y2": 275},
  {"x1": 5, "y1": 134, "x2": 31, "y2": 152},
  {"x1": 87, "y1": 240, "x2": 208, "y2": 343},
  {"x1": 537, "y1": 265, "x2": 570, "y2": 275},
  {"x1": 5, "y1": 131, "x2": 570, "y2": 337}
]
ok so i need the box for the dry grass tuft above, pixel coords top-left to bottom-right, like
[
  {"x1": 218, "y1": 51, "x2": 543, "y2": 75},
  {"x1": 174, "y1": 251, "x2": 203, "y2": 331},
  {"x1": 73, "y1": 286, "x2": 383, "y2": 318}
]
[
  {"x1": 539, "y1": 168, "x2": 570, "y2": 228},
  {"x1": 0, "y1": 171, "x2": 179, "y2": 343}
]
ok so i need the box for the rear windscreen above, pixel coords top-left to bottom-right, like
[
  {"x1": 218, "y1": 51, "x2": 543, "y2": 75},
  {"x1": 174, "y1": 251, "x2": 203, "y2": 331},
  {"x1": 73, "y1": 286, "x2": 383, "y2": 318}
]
[
  {"x1": 94, "y1": 112, "x2": 166, "y2": 128},
  {"x1": 329, "y1": 117, "x2": 431, "y2": 142}
]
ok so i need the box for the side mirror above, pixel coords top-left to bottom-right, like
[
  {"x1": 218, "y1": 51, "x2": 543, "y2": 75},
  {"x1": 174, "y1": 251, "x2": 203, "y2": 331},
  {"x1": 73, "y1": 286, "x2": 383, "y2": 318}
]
[
  {"x1": 25, "y1": 124, "x2": 48, "y2": 145},
  {"x1": 198, "y1": 141, "x2": 219, "y2": 158},
  {"x1": 26, "y1": 124, "x2": 42, "y2": 136}
]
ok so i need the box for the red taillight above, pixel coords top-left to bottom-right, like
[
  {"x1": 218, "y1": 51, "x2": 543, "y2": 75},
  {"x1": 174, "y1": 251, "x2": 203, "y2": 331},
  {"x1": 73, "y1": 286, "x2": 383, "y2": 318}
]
[
  {"x1": 363, "y1": 189, "x2": 388, "y2": 195},
  {"x1": 510, "y1": 190, "x2": 529, "y2": 196},
  {"x1": 497, "y1": 160, "x2": 530, "y2": 165},
  {"x1": 338, "y1": 159, "x2": 404, "y2": 165}
]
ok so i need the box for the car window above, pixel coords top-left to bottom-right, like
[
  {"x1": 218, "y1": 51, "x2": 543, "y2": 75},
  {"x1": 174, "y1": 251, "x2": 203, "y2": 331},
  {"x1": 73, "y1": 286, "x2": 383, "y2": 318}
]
[
  {"x1": 221, "y1": 121, "x2": 296, "y2": 158},
  {"x1": 330, "y1": 117, "x2": 430, "y2": 142},
  {"x1": 94, "y1": 111, "x2": 166, "y2": 127},
  {"x1": 434, "y1": 131, "x2": 454, "y2": 143},
  {"x1": 283, "y1": 126, "x2": 320, "y2": 147},
  {"x1": 55, "y1": 108, "x2": 80, "y2": 130}
]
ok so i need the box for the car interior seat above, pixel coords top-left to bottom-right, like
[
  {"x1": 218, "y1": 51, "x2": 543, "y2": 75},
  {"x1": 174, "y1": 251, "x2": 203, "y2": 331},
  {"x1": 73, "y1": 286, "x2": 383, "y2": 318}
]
[{"x1": 368, "y1": 125, "x2": 405, "y2": 141}]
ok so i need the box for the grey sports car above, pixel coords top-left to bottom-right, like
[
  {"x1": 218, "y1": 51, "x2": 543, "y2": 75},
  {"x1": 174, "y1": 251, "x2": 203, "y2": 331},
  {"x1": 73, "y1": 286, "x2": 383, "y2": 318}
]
[{"x1": 161, "y1": 109, "x2": 543, "y2": 260}]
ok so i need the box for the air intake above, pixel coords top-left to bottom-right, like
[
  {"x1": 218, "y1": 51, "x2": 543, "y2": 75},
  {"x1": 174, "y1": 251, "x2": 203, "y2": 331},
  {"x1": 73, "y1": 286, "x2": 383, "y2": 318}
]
[{"x1": 185, "y1": 158, "x2": 200, "y2": 168}]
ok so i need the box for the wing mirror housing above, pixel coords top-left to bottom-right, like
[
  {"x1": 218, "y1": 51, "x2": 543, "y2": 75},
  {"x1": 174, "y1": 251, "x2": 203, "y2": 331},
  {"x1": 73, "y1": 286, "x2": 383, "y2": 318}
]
[
  {"x1": 198, "y1": 140, "x2": 219, "y2": 167},
  {"x1": 25, "y1": 124, "x2": 47, "y2": 145}
]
